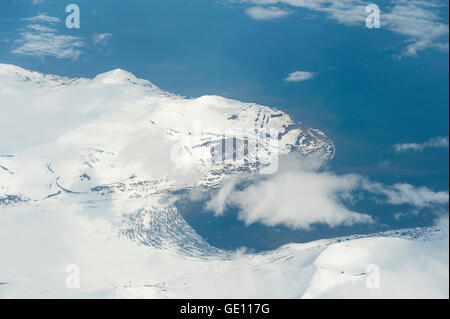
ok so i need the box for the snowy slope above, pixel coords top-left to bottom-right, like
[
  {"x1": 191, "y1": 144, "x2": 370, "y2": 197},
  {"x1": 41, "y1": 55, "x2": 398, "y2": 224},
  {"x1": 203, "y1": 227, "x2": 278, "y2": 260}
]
[{"x1": 0, "y1": 200, "x2": 447, "y2": 299}]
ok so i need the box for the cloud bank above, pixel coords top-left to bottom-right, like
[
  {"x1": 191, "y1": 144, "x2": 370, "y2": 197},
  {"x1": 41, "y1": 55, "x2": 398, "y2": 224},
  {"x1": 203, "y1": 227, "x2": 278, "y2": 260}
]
[
  {"x1": 394, "y1": 136, "x2": 449, "y2": 153},
  {"x1": 206, "y1": 156, "x2": 449, "y2": 229},
  {"x1": 236, "y1": 0, "x2": 449, "y2": 56}
]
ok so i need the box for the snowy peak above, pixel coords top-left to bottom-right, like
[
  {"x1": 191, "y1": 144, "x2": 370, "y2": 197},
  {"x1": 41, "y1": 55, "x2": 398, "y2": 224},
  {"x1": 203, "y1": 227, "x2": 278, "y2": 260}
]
[
  {"x1": 90, "y1": 68, "x2": 167, "y2": 96},
  {"x1": 93, "y1": 68, "x2": 156, "y2": 87},
  {"x1": 94, "y1": 68, "x2": 136, "y2": 83}
]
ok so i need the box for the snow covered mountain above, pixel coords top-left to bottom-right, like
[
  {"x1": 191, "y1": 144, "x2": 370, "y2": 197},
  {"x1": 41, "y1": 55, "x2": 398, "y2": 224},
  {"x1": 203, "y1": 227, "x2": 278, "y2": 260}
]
[
  {"x1": 0, "y1": 64, "x2": 448, "y2": 299},
  {"x1": 0, "y1": 63, "x2": 335, "y2": 254},
  {"x1": 0, "y1": 64, "x2": 334, "y2": 202}
]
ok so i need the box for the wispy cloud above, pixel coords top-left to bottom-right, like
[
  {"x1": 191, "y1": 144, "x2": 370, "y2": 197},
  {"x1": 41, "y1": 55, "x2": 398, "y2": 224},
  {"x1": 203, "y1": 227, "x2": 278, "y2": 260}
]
[
  {"x1": 13, "y1": 32, "x2": 84, "y2": 60},
  {"x1": 13, "y1": 14, "x2": 84, "y2": 60},
  {"x1": 26, "y1": 24, "x2": 57, "y2": 33},
  {"x1": 22, "y1": 13, "x2": 60, "y2": 24},
  {"x1": 92, "y1": 33, "x2": 113, "y2": 46},
  {"x1": 234, "y1": 0, "x2": 449, "y2": 56},
  {"x1": 245, "y1": 6, "x2": 291, "y2": 20},
  {"x1": 285, "y1": 71, "x2": 316, "y2": 82},
  {"x1": 384, "y1": 2, "x2": 449, "y2": 57},
  {"x1": 362, "y1": 181, "x2": 449, "y2": 208},
  {"x1": 394, "y1": 136, "x2": 449, "y2": 153}
]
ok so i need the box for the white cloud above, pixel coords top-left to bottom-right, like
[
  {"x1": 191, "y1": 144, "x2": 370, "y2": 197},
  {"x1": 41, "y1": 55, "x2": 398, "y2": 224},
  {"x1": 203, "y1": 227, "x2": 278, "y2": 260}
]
[
  {"x1": 206, "y1": 156, "x2": 449, "y2": 229},
  {"x1": 285, "y1": 71, "x2": 316, "y2": 82},
  {"x1": 12, "y1": 30, "x2": 84, "y2": 60},
  {"x1": 394, "y1": 136, "x2": 449, "y2": 153},
  {"x1": 92, "y1": 33, "x2": 113, "y2": 46},
  {"x1": 236, "y1": 0, "x2": 449, "y2": 56},
  {"x1": 384, "y1": 2, "x2": 449, "y2": 57},
  {"x1": 14, "y1": 14, "x2": 114, "y2": 60},
  {"x1": 243, "y1": 0, "x2": 367, "y2": 25},
  {"x1": 245, "y1": 6, "x2": 292, "y2": 20},
  {"x1": 212, "y1": 171, "x2": 373, "y2": 230},
  {"x1": 13, "y1": 14, "x2": 84, "y2": 60},
  {"x1": 206, "y1": 157, "x2": 372, "y2": 229},
  {"x1": 32, "y1": 0, "x2": 45, "y2": 4},
  {"x1": 26, "y1": 24, "x2": 57, "y2": 33},
  {"x1": 22, "y1": 13, "x2": 60, "y2": 24},
  {"x1": 362, "y1": 181, "x2": 449, "y2": 208},
  {"x1": 205, "y1": 178, "x2": 239, "y2": 215}
]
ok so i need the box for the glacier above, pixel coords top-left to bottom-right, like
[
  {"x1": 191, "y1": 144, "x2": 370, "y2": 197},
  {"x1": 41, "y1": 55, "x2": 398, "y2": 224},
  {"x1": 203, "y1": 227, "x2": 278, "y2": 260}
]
[{"x1": 0, "y1": 64, "x2": 448, "y2": 298}]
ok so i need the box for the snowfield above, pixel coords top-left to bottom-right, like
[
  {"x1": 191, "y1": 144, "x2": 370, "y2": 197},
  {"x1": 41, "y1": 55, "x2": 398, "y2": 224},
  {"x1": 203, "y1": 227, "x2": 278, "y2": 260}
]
[
  {"x1": 0, "y1": 64, "x2": 448, "y2": 298},
  {"x1": 0, "y1": 202, "x2": 447, "y2": 298}
]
